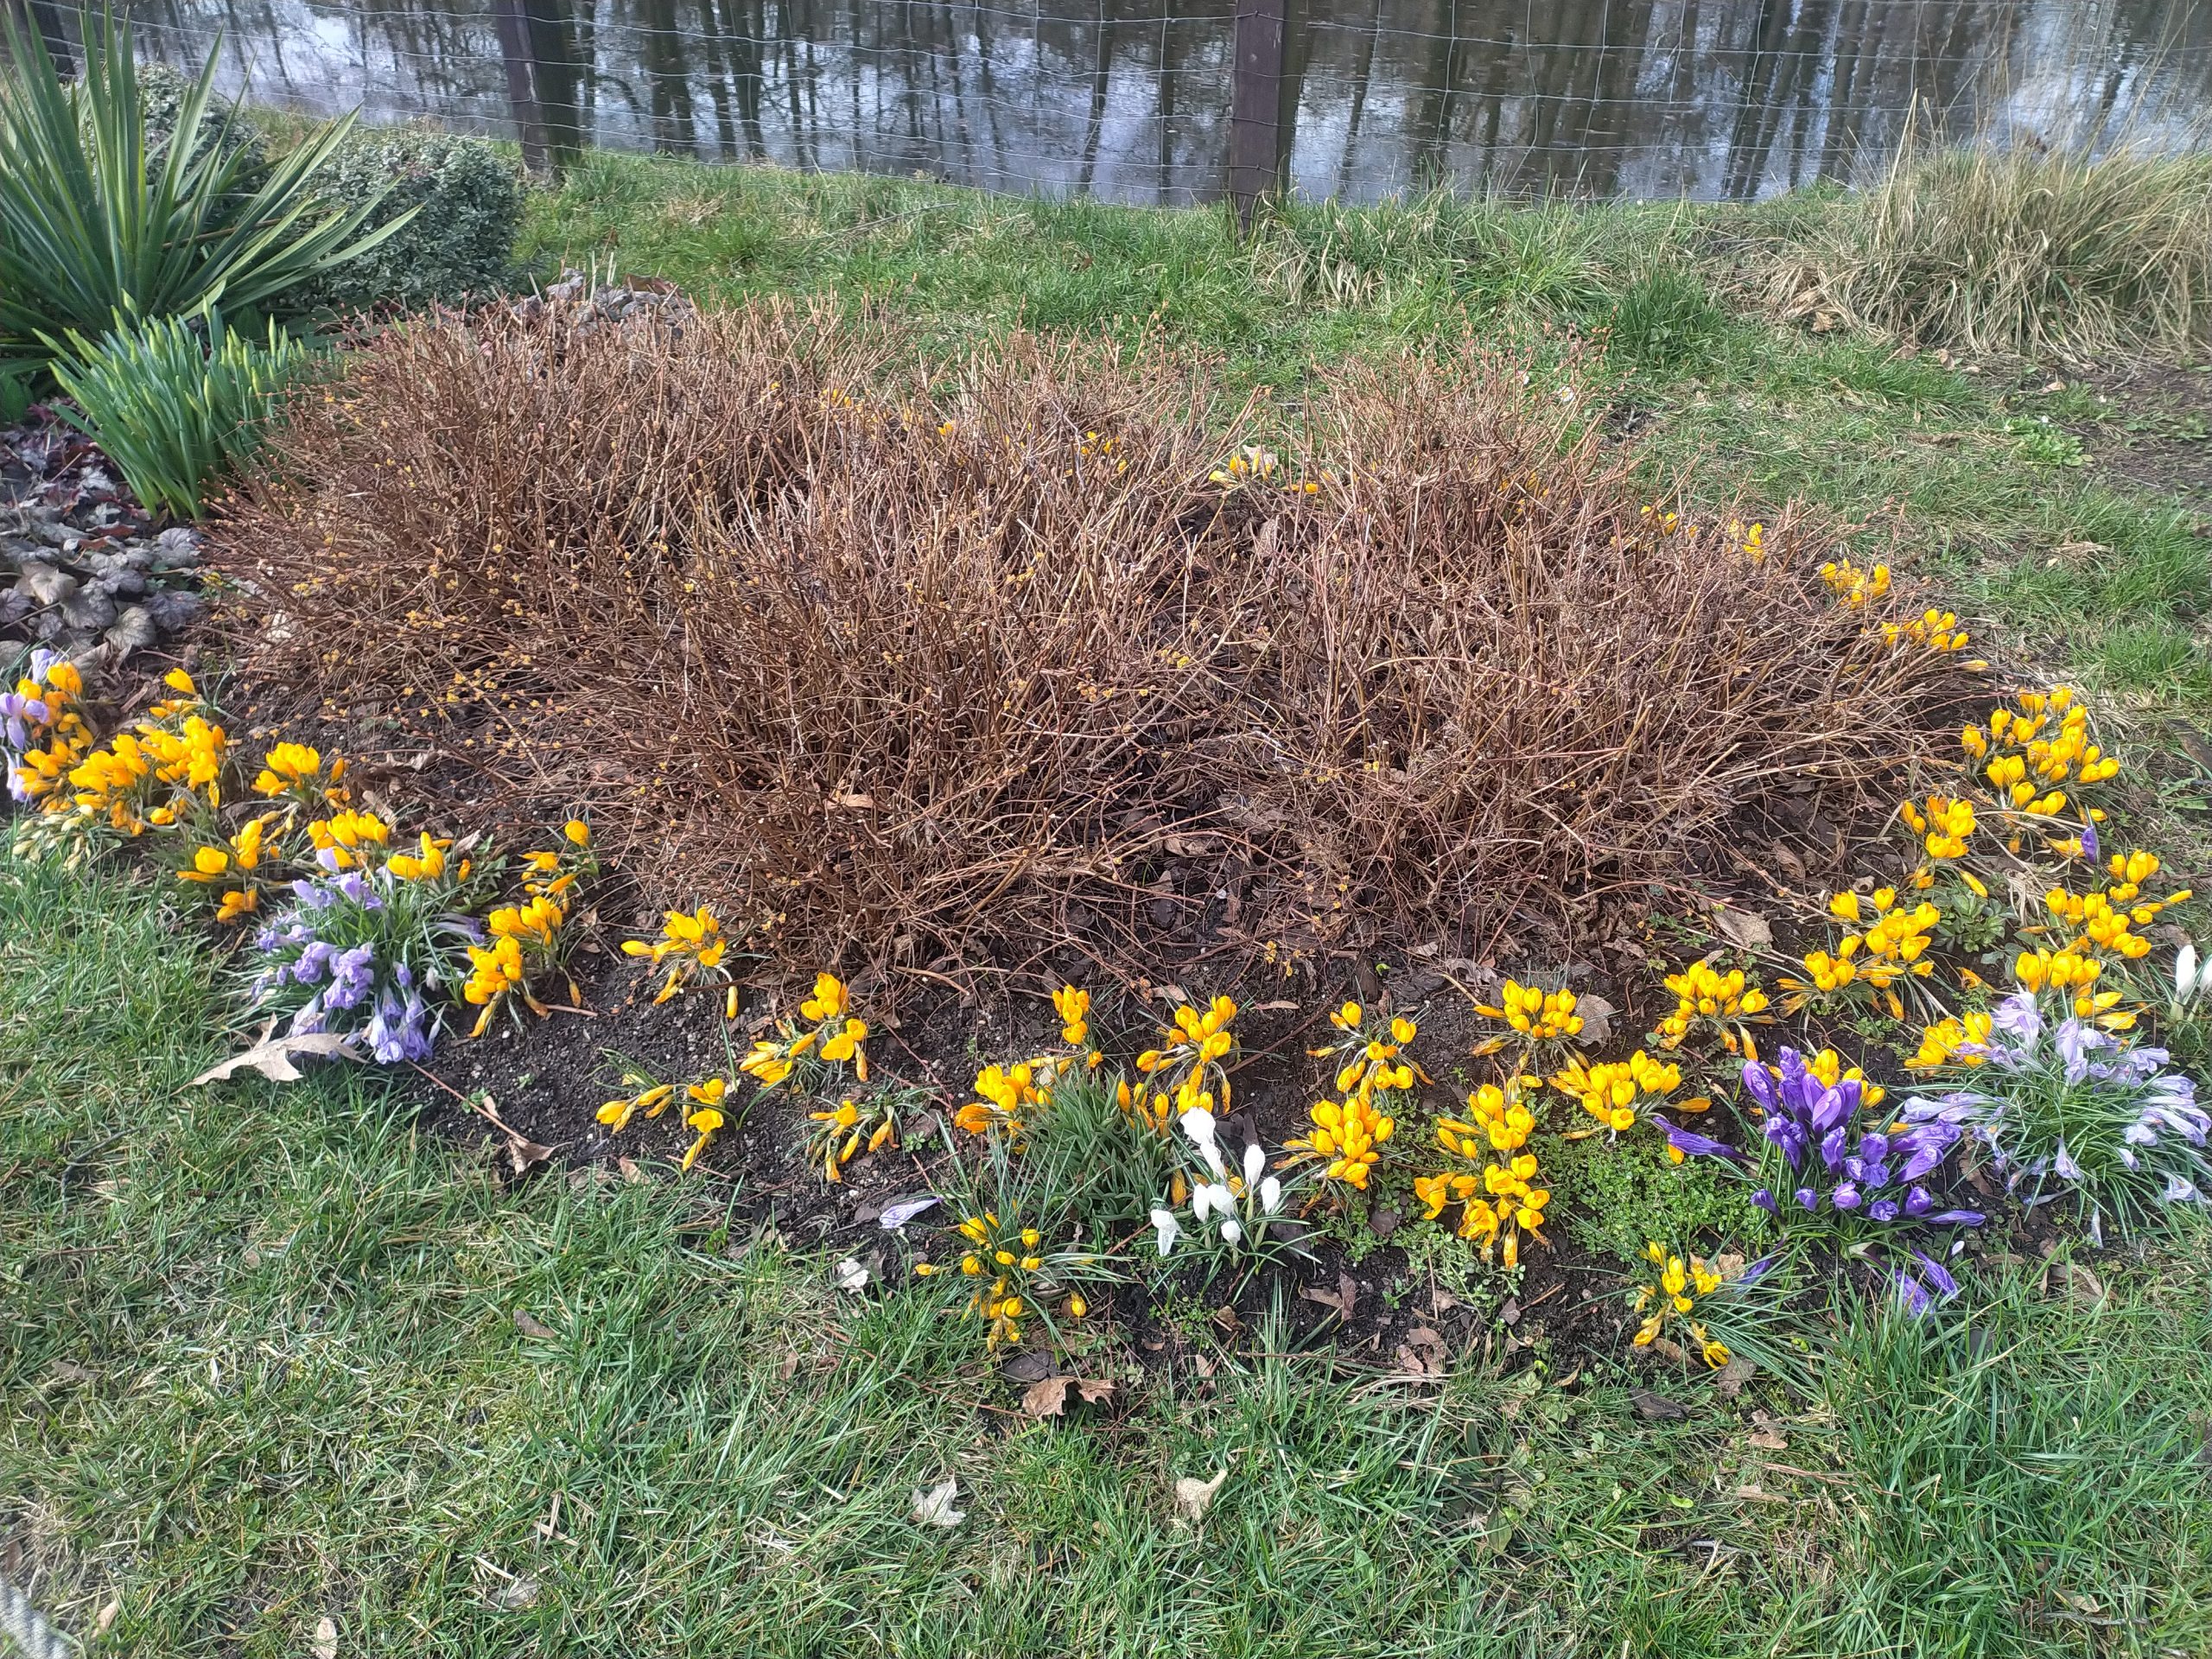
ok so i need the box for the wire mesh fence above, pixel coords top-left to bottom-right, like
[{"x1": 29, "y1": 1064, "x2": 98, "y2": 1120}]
[{"x1": 46, "y1": 0, "x2": 2212, "y2": 204}]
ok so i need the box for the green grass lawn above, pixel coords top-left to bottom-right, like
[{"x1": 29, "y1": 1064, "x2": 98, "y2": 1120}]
[
  {"x1": 7, "y1": 154, "x2": 2212, "y2": 1657},
  {"x1": 6, "y1": 855, "x2": 2212, "y2": 1657}
]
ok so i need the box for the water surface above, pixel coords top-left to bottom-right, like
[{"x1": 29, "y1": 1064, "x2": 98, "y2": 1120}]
[{"x1": 111, "y1": 0, "x2": 2212, "y2": 201}]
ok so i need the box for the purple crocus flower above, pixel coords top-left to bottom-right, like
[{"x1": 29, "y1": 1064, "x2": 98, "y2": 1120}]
[
  {"x1": 1751, "y1": 1188, "x2": 1778, "y2": 1216},
  {"x1": 1661, "y1": 1119, "x2": 1747, "y2": 1162},
  {"x1": 1892, "y1": 1271, "x2": 1932, "y2": 1317},
  {"x1": 1740, "y1": 1058, "x2": 1778, "y2": 1114},
  {"x1": 1896, "y1": 1122, "x2": 1961, "y2": 1182},
  {"x1": 2081, "y1": 821, "x2": 2100, "y2": 863},
  {"x1": 325, "y1": 943, "x2": 378, "y2": 1012},
  {"x1": 1910, "y1": 1250, "x2": 1959, "y2": 1298},
  {"x1": 333, "y1": 870, "x2": 385, "y2": 911},
  {"x1": 366, "y1": 982, "x2": 437, "y2": 1064}
]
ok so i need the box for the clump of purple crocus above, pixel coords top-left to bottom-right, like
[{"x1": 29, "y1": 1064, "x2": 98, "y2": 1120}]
[
  {"x1": 1904, "y1": 990, "x2": 2210, "y2": 1238},
  {"x1": 247, "y1": 873, "x2": 443, "y2": 1063},
  {"x1": 1662, "y1": 1046, "x2": 1984, "y2": 1231},
  {"x1": 3, "y1": 647, "x2": 73, "y2": 801}
]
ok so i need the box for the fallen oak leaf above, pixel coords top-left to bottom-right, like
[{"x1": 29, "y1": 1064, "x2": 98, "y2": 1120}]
[
  {"x1": 191, "y1": 1023, "x2": 357, "y2": 1085},
  {"x1": 912, "y1": 1478, "x2": 965, "y2": 1529},
  {"x1": 1173, "y1": 1467, "x2": 1226, "y2": 1522},
  {"x1": 470, "y1": 1092, "x2": 551, "y2": 1174},
  {"x1": 1022, "y1": 1376, "x2": 1115, "y2": 1417},
  {"x1": 1297, "y1": 1271, "x2": 1359, "y2": 1322},
  {"x1": 1712, "y1": 905, "x2": 1773, "y2": 950},
  {"x1": 1572, "y1": 993, "x2": 1616, "y2": 1046},
  {"x1": 1021, "y1": 1376, "x2": 1072, "y2": 1418},
  {"x1": 1712, "y1": 1356, "x2": 1757, "y2": 1400}
]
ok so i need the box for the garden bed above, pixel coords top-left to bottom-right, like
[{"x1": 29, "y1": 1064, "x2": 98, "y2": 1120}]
[{"x1": 19, "y1": 294, "x2": 2140, "y2": 1389}]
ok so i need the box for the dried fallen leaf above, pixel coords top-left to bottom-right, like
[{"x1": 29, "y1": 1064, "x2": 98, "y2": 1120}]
[
  {"x1": 834, "y1": 1256, "x2": 870, "y2": 1293},
  {"x1": 488, "y1": 1578, "x2": 539, "y2": 1611},
  {"x1": 1573, "y1": 993, "x2": 1616, "y2": 1046},
  {"x1": 1020, "y1": 1375, "x2": 1114, "y2": 1417},
  {"x1": 912, "y1": 1478, "x2": 964, "y2": 1529},
  {"x1": 1747, "y1": 1427, "x2": 1789, "y2": 1450},
  {"x1": 1712, "y1": 1356, "x2": 1757, "y2": 1400},
  {"x1": 190, "y1": 1025, "x2": 357, "y2": 1085},
  {"x1": 47, "y1": 1358, "x2": 95, "y2": 1384},
  {"x1": 313, "y1": 1616, "x2": 339, "y2": 1659},
  {"x1": 1173, "y1": 1468, "x2": 1226, "y2": 1522},
  {"x1": 512, "y1": 1310, "x2": 556, "y2": 1340},
  {"x1": 1630, "y1": 1388, "x2": 1688, "y2": 1421},
  {"x1": 616, "y1": 1157, "x2": 647, "y2": 1185},
  {"x1": 93, "y1": 1600, "x2": 118, "y2": 1637},
  {"x1": 470, "y1": 1094, "x2": 552, "y2": 1175},
  {"x1": 1022, "y1": 1376, "x2": 1072, "y2": 1418},
  {"x1": 1712, "y1": 905, "x2": 1773, "y2": 950},
  {"x1": 1298, "y1": 1272, "x2": 1359, "y2": 1322},
  {"x1": 2044, "y1": 1259, "x2": 2107, "y2": 1308}
]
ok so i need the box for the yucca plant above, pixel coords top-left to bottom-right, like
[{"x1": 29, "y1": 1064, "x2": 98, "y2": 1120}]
[
  {"x1": 0, "y1": 9, "x2": 412, "y2": 364},
  {"x1": 48, "y1": 308, "x2": 314, "y2": 519}
]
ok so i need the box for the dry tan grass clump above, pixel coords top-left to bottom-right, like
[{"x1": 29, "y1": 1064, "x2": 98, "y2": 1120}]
[
  {"x1": 1779, "y1": 138, "x2": 2212, "y2": 361},
  {"x1": 216, "y1": 302, "x2": 1971, "y2": 976}
]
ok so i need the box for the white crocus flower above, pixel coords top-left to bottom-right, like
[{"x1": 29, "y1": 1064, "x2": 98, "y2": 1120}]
[
  {"x1": 1219, "y1": 1218, "x2": 1243, "y2": 1246},
  {"x1": 1260, "y1": 1175, "x2": 1283, "y2": 1213},
  {"x1": 1243, "y1": 1141, "x2": 1264, "y2": 1187},
  {"x1": 1179, "y1": 1107, "x2": 1227, "y2": 1180},
  {"x1": 1193, "y1": 1181, "x2": 1235, "y2": 1223},
  {"x1": 2177, "y1": 942, "x2": 2198, "y2": 1002},
  {"x1": 1149, "y1": 1207, "x2": 1181, "y2": 1255}
]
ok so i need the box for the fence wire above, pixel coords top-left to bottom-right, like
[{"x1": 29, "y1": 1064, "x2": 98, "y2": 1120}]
[{"x1": 82, "y1": 0, "x2": 2212, "y2": 204}]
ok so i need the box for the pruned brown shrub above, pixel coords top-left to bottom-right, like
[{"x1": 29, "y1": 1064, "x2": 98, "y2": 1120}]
[{"x1": 215, "y1": 301, "x2": 1971, "y2": 977}]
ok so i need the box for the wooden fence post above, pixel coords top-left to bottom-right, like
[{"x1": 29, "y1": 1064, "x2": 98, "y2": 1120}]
[{"x1": 1228, "y1": 0, "x2": 1287, "y2": 232}]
